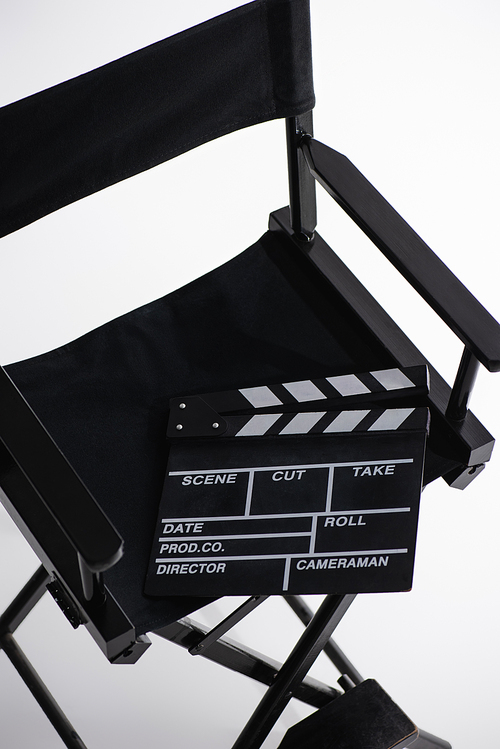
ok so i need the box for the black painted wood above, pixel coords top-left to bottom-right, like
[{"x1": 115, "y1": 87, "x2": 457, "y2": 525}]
[
  {"x1": 302, "y1": 137, "x2": 500, "y2": 373},
  {"x1": 0, "y1": 566, "x2": 50, "y2": 636},
  {"x1": 188, "y1": 596, "x2": 268, "y2": 655},
  {"x1": 1, "y1": 632, "x2": 88, "y2": 748},
  {"x1": 0, "y1": 366, "x2": 123, "y2": 573},
  {"x1": 155, "y1": 618, "x2": 342, "y2": 710},
  {"x1": 0, "y1": 462, "x2": 138, "y2": 662},
  {"x1": 284, "y1": 595, "x2": 363, "y2": 685},
  {"x1": 446, "y1": 347, "x2": 480, "y2": 422},
  {"x1": 269, "y1": 207, "x2": 495, "y2": 468},
  {"x1": 232, "y1": 594, "x2": 355, "y2": 749},
  {"x1": 286, "y1": 112, "x2": 317, "y2": 239}
]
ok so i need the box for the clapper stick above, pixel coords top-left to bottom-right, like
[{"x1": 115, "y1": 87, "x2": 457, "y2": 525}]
[{"x1": 166, "y1": 365, "x2": 429, "y2": 438}]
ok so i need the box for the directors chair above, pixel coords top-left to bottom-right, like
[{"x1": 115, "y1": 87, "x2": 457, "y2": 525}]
[{"x1": 1, "y1": 1, "x2": 499, "y2": 747}]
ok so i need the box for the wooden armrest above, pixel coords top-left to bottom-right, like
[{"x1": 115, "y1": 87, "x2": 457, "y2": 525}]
[
  {"x1": 301, "y1": 137, "x2": 500, "y2": 372},
  {"x1": 0, "y1": 366, "x2": 123, "y2": 572}
]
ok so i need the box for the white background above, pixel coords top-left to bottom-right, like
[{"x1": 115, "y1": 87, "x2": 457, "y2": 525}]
[{"x1": 1, "y1": 1, "x2": 499, "y2": 746}]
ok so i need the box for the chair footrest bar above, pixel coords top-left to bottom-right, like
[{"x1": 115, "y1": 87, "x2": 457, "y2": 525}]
[{"x1": 155, "y1": 618, "x2": 341, "y2": 710}]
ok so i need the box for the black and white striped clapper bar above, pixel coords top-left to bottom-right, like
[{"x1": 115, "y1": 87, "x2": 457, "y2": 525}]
[{"x1": 145, "y1": 365, "x2": 430, "y2": 598}]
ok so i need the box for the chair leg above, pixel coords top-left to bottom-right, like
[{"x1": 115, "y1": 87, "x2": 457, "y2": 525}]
[
  {"x1": 156, "y1": 617, "x2": 341, "y2": 709},
  {"x1": 1, "y1": 632, "x2": 88, "y2": 749},
  {"x1": 284, "y1": 594, "x2": 363, "y2": 685},
  {"x1": 0, "y1": 565, "x2": 50, "y2": 634},
  {"x1": 231, "y1": 594, "x2": 356, "y2": 749},
  {"x1": 0, "y1": 566, "x2": 88, "y2": 749}
]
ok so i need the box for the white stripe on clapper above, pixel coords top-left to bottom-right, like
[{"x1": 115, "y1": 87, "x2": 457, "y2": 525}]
[
  {"x1": 239, "y1": 386, "x2": 282, "y2": 408},
  {"x1": 370, "y1": 368, "x2": 414, "y2": 391},
  {"x1": 368, "y1": 408, "x2": 415, "y2": 431},
  {"x1": 282, "y1": 380, "x2": 327, "y2": 402},
  {"x1": 235, "y1": 413, "x2": 282, "y2": 437},
  {"x1": 326, "y1": 374, "x2": 371, "y2": 396},
  {"x1": 323, "y1": 410, "x2": 370, "y2": 432},
  {"x1": 279, "y1": 412, "x2": 326, "y2": 435}
]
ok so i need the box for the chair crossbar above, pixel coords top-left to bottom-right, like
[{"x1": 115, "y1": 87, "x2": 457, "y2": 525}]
[
  {"x1": 1, "y1": 570, "x2": 345, "y2": 748},
  {"x1": 285, "y1": 595, "x2": 363, "y2": 685},
  {"x1": 0, "y1": 567, "x2": 87, "y2": 749},
  {"x1": 189, "y1": 595, "x2": 269, "y2": 656},
  {"x1": 1, "y1": 632, "x2": 87, "y2": 749},
  {"x1": 0, "y1": 565, "x2": 50, "y2": 636},
  {"x1": 155, "y1": 616, "x2": 342, "y2": 710},
  {"x1": 231, "y1": 594, "x2": 356, "y2": 749}
]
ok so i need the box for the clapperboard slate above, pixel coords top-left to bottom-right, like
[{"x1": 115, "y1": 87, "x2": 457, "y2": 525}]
[{"x1": 145, "y1": 366, "x2": 430, "y2": 597}]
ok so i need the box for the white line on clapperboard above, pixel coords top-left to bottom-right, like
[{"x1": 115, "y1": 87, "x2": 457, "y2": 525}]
[
  {"x1": 163, "y1": 457, "x2": 414, "y2": 590},
  {"x1": 155, "y1": 548, "x2": 410, "y2": 592},
  {"x1": 161, "y1": 507, "x2": 411, "y2": 525},
  {"x1": 159, "y1": 532, "x2": 312, "y2": 542},
  {"x1": 170, "y1": 459, "x2": 412, "y2": 516},
  {"x1": 168, "y1": 458, "x2": 414, "y2": 476},
  {"x1": 155, "y1": 549, "x2": 408, "y2": 563}
]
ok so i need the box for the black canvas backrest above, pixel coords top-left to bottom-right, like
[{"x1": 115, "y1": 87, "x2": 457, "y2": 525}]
[
  {"x1": 0, "y1": 0, "x2": 314, "y2": 238},
  {"x1": 0, "y1": 0, "x2": 319, "y2": 645}
]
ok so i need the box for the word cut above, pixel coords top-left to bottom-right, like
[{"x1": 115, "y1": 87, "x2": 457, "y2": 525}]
[{"x1": 271, "y1": 470, "x2": 306, "y2": 481}]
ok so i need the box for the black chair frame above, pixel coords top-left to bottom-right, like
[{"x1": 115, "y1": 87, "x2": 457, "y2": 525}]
[{"x1": 1, "y1": 3, "x2": 499, "y2": 747}]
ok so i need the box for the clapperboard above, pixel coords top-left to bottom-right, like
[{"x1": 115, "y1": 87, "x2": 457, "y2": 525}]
[{"x1": 145, "y1": 366, "x2": 430, "y2": 597}]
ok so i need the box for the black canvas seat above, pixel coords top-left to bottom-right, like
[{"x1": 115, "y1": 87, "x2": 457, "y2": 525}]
[
  {"x1": 5, "y1": 230, "x2": 397, "y2": 636},
  {"x1": 1, "y1": 2, "x2": 499, "y2": 748},
  {"x1": 3, "y1": 227, "x2": 469, "y2": 639}
]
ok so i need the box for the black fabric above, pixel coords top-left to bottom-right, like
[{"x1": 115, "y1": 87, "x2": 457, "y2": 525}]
[
  {"x1": 278, "y1": 679, "x2": 416, "y2": 749},
  {"x1": 0, "y1": 0, "x2": 314, "y2": 238},
  {"x1": 6, "y1": 230, "x2": 393, "y2": 635}
]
